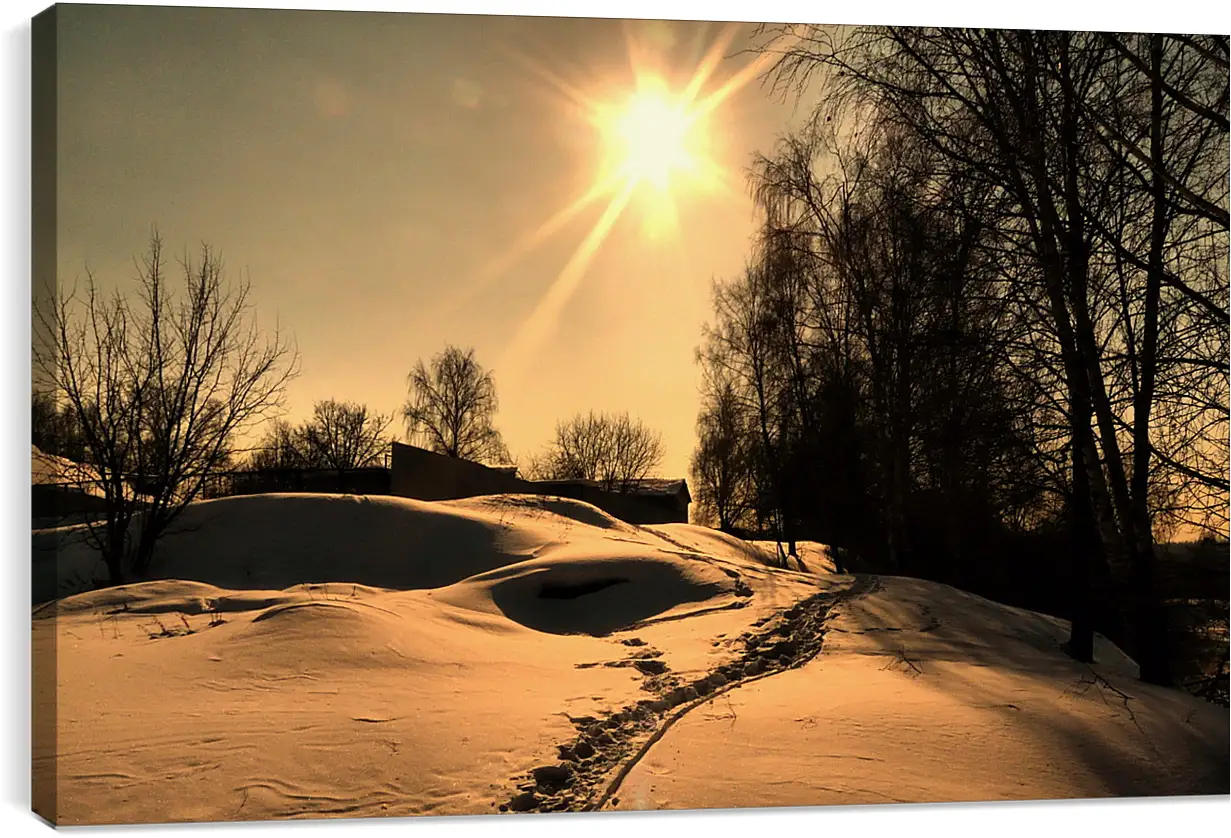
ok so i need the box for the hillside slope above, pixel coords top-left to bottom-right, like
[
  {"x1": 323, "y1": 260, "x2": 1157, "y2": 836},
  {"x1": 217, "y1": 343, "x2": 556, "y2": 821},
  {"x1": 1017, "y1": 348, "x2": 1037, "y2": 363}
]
[{"x1": 32, "y1": 493, "x2": 1228, "y2": 825}]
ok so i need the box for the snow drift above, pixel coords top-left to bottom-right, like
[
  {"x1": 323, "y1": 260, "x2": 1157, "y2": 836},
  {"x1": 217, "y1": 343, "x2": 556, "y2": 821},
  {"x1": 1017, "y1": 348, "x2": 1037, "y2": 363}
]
[{"x1": 32, "y1": 492, "x2": 1228, "y2": 825}]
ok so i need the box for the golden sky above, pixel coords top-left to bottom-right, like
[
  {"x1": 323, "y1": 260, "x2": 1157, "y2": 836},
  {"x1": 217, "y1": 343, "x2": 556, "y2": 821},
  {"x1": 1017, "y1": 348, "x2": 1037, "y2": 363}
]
[{"x1": 52, "y1": 5, "x2": 806, "y2": 477}]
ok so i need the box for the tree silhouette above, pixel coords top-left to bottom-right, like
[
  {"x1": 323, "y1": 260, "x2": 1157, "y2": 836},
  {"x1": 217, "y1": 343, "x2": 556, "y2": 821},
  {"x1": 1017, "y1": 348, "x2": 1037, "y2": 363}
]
[
  {"x1": 35, "y1": 230, "x2": 298, "y2": 583},
  {"x1": 248, "y1": 419, "x2": 307, "y2": 471},
  {"x1": 690, "y1": 375, "x2": 755, "y2": 533},
  {"x1": 531, "y1": 411, "x2": 664, "y2": 494},
  {"x1": 31, "y1": 389, "x2": 86, "y2": 462},
  {"x1": 402, "y1": 345, "x2": 509, "y2": 464},
  {"x1": 748, "y1": 25, "x2": 1229, "y2": 684},
  {"x1": 250, "y1": 401, "x2": 392, "y2": 473},
  {"x1": 298, "y1": 400, "x2": 392, "y2": 472}
]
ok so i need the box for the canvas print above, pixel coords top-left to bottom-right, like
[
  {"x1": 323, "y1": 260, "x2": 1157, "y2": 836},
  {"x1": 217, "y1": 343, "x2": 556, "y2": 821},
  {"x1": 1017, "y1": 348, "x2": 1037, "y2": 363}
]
[{"x1": 30, "y1": 2, "x2": 1228, "y2": 827}]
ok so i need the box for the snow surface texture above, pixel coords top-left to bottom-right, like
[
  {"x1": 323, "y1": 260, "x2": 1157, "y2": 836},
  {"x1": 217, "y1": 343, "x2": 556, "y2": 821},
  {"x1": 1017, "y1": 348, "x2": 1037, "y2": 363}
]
[{"x1": 32, "y1": 493, "x2": 1228, "y2": 825}]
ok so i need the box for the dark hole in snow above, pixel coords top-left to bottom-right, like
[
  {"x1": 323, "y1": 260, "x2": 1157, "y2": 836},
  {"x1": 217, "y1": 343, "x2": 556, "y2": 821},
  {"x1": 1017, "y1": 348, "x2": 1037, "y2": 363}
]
[{"x1": 538, "y1": 578, "x2": 631, "y2": 600}]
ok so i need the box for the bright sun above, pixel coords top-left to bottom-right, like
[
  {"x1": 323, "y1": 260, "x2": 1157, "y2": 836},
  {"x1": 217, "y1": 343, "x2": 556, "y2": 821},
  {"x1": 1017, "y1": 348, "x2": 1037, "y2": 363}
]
[
  {"x1": 605, "y1": 78, "x2": 699, "y2": 192},
  {"x1": 477, "y1": 24, "x2": 789, "y2": 376}
]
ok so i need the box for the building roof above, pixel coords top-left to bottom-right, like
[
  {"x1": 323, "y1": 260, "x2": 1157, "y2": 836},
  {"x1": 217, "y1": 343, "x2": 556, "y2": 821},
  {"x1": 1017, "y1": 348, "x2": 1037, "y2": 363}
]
[
  {"x1": 527, "y1": 477, "x2": 690, "y2": 503},
  {"x1": 31, "y1": 445, "x2": 103, "y2": 494},
  {"x1": 626, "y1": 478, "x2": 690, "y2": 500}
]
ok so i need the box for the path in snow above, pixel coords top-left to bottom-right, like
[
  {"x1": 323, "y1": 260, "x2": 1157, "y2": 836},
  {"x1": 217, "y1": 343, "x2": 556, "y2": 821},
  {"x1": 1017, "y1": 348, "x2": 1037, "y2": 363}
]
[{"x1": 497, "y1": 574, "x2": 879, "y2": 813}]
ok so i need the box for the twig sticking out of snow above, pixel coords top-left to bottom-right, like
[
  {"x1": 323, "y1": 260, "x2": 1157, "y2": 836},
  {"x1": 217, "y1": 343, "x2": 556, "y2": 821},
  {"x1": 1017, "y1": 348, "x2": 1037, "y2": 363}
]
[
  {"x1": 1068, "y1": 664, "x2": 1160, "y2": 757},
  {"x1": 880, "y1": 645, "x2": 924, "y2": 677}
]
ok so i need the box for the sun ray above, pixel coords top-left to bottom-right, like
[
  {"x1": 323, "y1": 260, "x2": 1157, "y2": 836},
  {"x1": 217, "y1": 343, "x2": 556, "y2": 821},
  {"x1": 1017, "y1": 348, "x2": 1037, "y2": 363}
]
[
  {"x1": 689, "y1": 157, "x2": 745, "y2": 203},
  {"x1": 468, "y1": 27, "x2": 780, "y2": 373},
  {"x1": 692, "y1": 31, "x2": 800, "y2": 120},
  {"x1": 621, "y1": 19, "x2": 655, "y2": 83},
  {"x1": 637, "y1": 186, "x2": 681, "y2": 241},
  {"x1": 420, "y1": 171, "x2": 622, "y2": 326},
  {"x1": 679, "y1": 23, "x2": 741, "y2": 106},
  {"x1": 499, "y1": 179, "x2": 637, "y2": 376},
  {"x1": 499, "y1": 43, "x2": 604, "y2": 118},
  {"x1": 692, "y1": 50, "x2": 777, "y2": 121}
]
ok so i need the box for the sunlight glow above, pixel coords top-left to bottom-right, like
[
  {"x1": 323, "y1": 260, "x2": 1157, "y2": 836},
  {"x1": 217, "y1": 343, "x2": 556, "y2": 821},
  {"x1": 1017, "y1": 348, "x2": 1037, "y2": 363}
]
[
  {"x1": 603, "y1": 77, "x2": 698, "y2": 191},
  {"x1": 480, "y1": 24, "x2": 796, "y2": 376}
]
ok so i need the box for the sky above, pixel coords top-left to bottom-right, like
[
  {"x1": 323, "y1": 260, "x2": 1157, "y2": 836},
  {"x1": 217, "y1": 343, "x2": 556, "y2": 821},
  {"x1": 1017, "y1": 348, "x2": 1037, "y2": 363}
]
[{"x1": 50, "y1": 4, "x2": 810, "y2": 477}]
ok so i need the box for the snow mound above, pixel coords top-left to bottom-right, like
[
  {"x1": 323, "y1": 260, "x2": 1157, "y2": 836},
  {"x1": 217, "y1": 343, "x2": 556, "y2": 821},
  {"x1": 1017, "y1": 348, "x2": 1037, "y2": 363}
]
[
  {"x1": 34, "y1": 492, "x2": 616, "y2": 603},
  {"x1": 431, "y1": 544, "x2": 741, "y2": 635},
  {"x1": 443, "y1": 493, "x2": 637, "y2": 533},
  {"x1": 35, "y1": 493, "x2": 777, "y2": 634},
  {"x1": 611, "y1": 575, "x2": 1229, "y2": 811},
  {"x1": 33, "y1": 493, "x2": 1225, "y2": 825},
  {"x1": 41, "y1": 579, "x2": 306, "y2": 618},
  {"x1": 648, "y1": 524, "x2": 781, "y2": 566}
]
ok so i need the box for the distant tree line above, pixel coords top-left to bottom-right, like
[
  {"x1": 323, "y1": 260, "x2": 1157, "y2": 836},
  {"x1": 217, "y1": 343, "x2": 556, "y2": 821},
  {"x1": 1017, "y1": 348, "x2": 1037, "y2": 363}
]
[
  {"x1": 32, "y1": 390, "x2": 87, "y2": 463},
  {"x1": 689, "y1": 27, "x2": 1228, "y2": 687}
]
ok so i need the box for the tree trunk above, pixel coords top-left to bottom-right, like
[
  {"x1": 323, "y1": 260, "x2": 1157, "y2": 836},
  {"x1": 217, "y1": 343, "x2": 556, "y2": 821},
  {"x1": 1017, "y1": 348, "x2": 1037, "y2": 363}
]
[
  {"x1": 103, "y1": 549, "x2": 124, "y2": 587},
  {"x1": 1067, "y1": 401, "x2": 1100, "y2": 663},
  {"x1": 1125, "y1": 34, "x2": 1172, "y2": 686},
  {"x1": 1053, "y1": 35, "x2": 1169, "y2": 685},
  {"x1": 1025, "y1": 178, "x2": 1109, "y2": 666}
]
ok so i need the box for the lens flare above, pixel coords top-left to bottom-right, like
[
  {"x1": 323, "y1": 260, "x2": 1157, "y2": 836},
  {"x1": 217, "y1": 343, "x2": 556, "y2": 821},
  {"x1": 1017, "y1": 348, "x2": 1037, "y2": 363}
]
[
  {"x1": 462, "y1": 24, "x2": 797, "y2": 377},
  {"x1": 603, "y1": 76, "x2": 699, "y2": 191}
]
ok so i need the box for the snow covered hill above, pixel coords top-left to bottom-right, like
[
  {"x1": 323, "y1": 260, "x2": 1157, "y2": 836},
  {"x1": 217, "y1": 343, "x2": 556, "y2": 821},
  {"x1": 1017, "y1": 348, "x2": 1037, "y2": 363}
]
[{"x1": 31, "y1": 493, "x2": 1228, "y2": 825}]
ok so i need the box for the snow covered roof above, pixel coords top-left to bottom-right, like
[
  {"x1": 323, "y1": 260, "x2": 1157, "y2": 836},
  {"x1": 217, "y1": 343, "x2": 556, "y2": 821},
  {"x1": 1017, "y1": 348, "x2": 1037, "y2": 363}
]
[
  {"x1": 625, "y1": 478, "x2": 690, "y2": 501},
  {"x1": 31, "y1": 445, "x2": 104, "y2": 495}
]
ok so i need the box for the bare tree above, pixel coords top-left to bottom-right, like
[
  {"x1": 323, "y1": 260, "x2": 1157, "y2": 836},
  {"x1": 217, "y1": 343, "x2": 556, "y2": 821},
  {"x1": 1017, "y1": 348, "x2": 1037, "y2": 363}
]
[
  {"x1": 35, "y1": 230, "x2": 298, "y2": 584},
  {"x1": 249, "y1": 402, "x2": 390, "y2": 473},
  {"x1": 753, "y1": 24, "x2": 1228, "y2": 684},
  {"x1": 534, "y1": 411, "x2": 665, "y2": 494},
  {"x1": 690, "y1": 375, "x2": 755, "y2": 533},
  {"x1": 699, "y1": 258, "x2": 799, "y2": 560},
  {"x1": 31, "y1": 389, "x2": 86, "y2": 462},
  {"x1": 402, "y1": 345, "x2": 509, "y2": 464},
  {"x1": 247, "y1": 419, "x2": 307, "y2": 471},
  {"x1": 298, "y1": 400, "x2": 392, "y2": 472}
]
